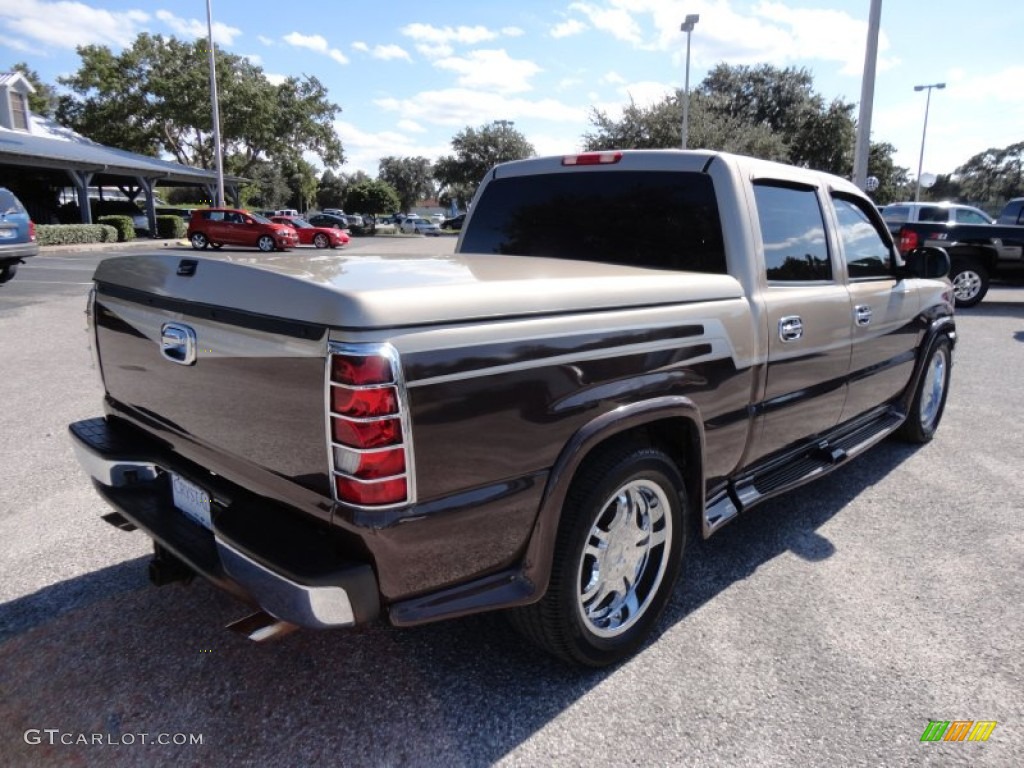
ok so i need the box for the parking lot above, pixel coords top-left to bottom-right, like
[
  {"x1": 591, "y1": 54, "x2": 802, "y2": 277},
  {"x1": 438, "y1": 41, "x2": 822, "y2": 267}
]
[{"x1": 0, "y1": 241, "x2": 1021, "y2": 766}]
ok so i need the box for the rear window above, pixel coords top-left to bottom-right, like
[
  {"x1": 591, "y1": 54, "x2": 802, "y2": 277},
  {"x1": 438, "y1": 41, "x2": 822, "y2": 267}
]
[
  {"x1": 917, "y1": 206, "x2": 949, "y2": 223},
  {"x1": 882, "y1": 205, "x2": 909, "y2": 223},
  {"x1": 0, "y1": 188, "x2": 27, "y2": 215},
  {"x1": 460, "y1": 170, "x2": 727, "y2": 274}
]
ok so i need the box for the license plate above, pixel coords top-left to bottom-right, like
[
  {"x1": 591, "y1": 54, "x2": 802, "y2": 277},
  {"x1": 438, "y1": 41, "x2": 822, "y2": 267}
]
[
  {"x1": 0, "y1": 228, "x2": 14, "y2": 239},
  {"x1": 170, "y1": 472, "x2": 212, "y2": 530}
]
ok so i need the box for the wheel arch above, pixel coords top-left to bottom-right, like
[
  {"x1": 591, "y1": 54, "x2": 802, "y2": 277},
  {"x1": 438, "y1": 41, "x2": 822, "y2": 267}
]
[
  {"x1": 946, "y1": 244, "x2": 998, "y2": 272},
  {"x1": 899, "y1": 315, "x2": 956, "y2": 416},
  {"x1": 520, "y1": 396, "x2": 705, "y2": 600}
]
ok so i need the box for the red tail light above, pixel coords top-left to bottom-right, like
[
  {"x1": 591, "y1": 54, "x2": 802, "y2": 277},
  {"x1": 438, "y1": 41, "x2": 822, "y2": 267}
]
[
  {"x1": 326, "y1": 344, "x2": 414, "y2": 508},
  {"x1": 898, "y1": 227, "x2": 918, "y2": 254},
  {"x1": 29, "y1": 220, "x2": 37, "y2": 242}
]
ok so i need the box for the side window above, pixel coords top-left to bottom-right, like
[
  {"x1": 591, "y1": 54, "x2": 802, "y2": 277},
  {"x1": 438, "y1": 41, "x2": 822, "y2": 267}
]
[
  {"x1": 832, "y1": 196, "x2": 892, "y2": 279},
  {"x1": 883, "y1": 205, "x2": 909, "y2": 223},
  {"x1": 955, "y1": 209, "x2": 988, "y2": 224},
  {"x1": 918, "y1": 206, "x2": 947, "y2": 223},
  {"x1": 208, "y1": 211, "x2": 224, "y2": 222},
  {"x1": 753, "y1": 183, "x2": 832, "y2": 281}
]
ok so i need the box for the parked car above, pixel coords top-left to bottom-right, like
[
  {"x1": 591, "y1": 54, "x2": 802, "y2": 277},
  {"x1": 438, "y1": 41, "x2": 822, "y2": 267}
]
[
  {"x1": 996, "y1": 198, "x2": 1024, "y2": 225},
  {"x1": 322, "y1": 208, "x2": 345, "y2": 216},
  {"x1": 307, "y1": 213, "x2": 351, "y2": 231},
  {"x1": 273, "y1": 208, "x2": 300, "y2": 217},
  {"x1": 0, "y1": 186, "x2": 38, "y2": 284},
  {"x1": 881, "y1": 202, "x2": 993, "y2": 235},
  {"x1": 429, "y1": 213, "x2": 446, "y2": 225},
  {"x1": 400, "y1": 217, "x2": 440, "y2": 235},
  {"x1": 187, "y1": 208, "x2": 298, "y2": 252},
  {"x1": 270, "y1": 216, "x2": 349, "y2": 248},
  {"x1": 442, "y1": 213, "x2": 466, "y2": 231},
  {"x1": 93, "y1": 199, "x2": 150, "y2": 235}
]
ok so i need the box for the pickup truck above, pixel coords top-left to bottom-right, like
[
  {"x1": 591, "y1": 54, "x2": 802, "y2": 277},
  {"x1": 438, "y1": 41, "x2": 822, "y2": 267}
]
[
  {"x1": 70, "y1": 150, "x2": 954, "y2": 667},
  {"x1": 895, "y1": 218, "x2": 1024, "y2": 306}
]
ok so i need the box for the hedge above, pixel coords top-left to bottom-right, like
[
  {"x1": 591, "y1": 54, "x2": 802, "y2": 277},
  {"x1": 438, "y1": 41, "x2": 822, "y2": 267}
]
[
  {"x1": 35, "y1": 224, "x2": 118, "y2": 246},
  {"x1": 156, "y1": 215, "x2": 187, "y2": 239},
  {"x1": 97, "y1": 215, "x2": 136, "y2": 242}
]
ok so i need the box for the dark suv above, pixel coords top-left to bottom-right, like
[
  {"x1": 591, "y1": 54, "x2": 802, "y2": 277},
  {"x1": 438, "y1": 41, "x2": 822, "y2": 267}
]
[{"x1": 0, "y1": 187, "x2": 39, "y2": 284}]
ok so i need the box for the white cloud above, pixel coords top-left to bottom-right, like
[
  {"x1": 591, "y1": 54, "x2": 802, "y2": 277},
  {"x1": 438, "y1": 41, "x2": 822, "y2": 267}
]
[
  {"x1": 334, "y1": 119, "x2": 451, "y2": 176},
  {"x1": 244, "y1": 53, "x2": 262, "y2": 66},
  {"x1": 432, "y1": 50, "x2": 542, "y2": 94},
  {"x1": 375, "y1": 88, "x2": 587, "y2": 128},
  {"x1": 370, "y1": 44, "x2": 412, "y2": 62},
  {"x1": 398, "y1": 119, "x2": 426, "y2": 133},
  {"x1": 257, "y1": 35, "x2": 274, "y2": 46},
  {"x1": 569, "y1": 2, "x2": 643, "y2": 45},
  {"x1": 602, "y1": 71, "x2": 626, "y2": 85},
  {"x1": 353, "y1": 41, "x2": 370, "y2": 53},
  {"x1": 283, "y1": 31, "x2": 349, "y2": 65},
  {"x1": 265, "y1": 73, "x2": 288, "y2": 86},
  {"x1": 155, "y1": 10, "x2": 241, "y2": 46},
  {"x1": 416, "y1": 42, "x2": 453, "y2": 59},
  {"x1": 400, "y1": 23, "x2": 499, "y2": 46},
  {"x1": 0, "y1": 0, "x2": 148, "y2": 50},
  {"x1": 502, "y1": 26, "x2": 524, "y2": 37},
  {"x1": 551, "y1": 19, "x2": 587, "y2": 39},
  {"x1": 557, "y1": 77, "x2": 583, "y2": 91}
]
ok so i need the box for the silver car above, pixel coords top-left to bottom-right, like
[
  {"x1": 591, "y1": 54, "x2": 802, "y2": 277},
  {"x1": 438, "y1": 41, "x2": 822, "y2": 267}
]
[{"x1": 400, "y1": 217, "x2": 441, "y2": 236}]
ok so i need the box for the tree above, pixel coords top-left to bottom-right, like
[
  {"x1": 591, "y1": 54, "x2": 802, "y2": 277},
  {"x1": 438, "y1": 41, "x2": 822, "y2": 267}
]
[
  {"x1": 56, "y1": 33, "x2": 343, "y2": 175},
  {"x1": 866, "y1": 142, "x2": 913, "y2": 205},
  {"x1": 952, "y1": 142, "x2": 1024, "y2": 209},
  {"x1": 379, "y1": 156, "x2": 435, "y2": 213},
  {"x1": 238, "y1": 159, "x2": 290, "y2": 210},
  {"x1": 279, "y1": 156, "x2": 318, "y2": 212},
  {"x1": 317, "y1": 169, "x2": 346, "y2": 210},
  {"x1": 345, "y1": 180, "x2": 400, "y2": 230},
  {"x1": 435, "y1": 121, "x2": 535, "y2": 208},
  {"x1": 10, "y1": 62, "x2": 56, "y2": 117}
]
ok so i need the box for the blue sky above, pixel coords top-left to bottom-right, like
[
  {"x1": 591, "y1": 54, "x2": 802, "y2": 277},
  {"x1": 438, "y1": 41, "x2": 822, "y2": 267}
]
[{"x1": 2, "y1": 0, "x2": 1021, "y2": 183}]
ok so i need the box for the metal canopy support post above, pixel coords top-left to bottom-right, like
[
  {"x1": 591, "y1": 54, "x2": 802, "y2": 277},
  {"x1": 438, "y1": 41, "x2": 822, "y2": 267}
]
[
  {"x1": 136, "y1": 176, "x2": 157, "y2": 237},
  {"x1": 66, "y1": 170, "x2": 94, "y2": 224},
  {"x1": 852, "y1": 0, "x2": 883, "y2": 190}
]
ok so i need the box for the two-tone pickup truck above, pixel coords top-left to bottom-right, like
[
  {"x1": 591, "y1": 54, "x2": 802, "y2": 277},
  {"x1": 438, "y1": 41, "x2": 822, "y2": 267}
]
[
  {"x1": 70, "y1": 150, "x2": 954, "y2": 667},
  {"x1": 895, "y1": 217, "x2": 1024, "y2": 307}
]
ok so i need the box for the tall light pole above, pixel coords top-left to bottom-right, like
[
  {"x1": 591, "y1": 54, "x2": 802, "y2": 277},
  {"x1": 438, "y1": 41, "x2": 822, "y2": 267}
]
[
  {"x1": 913, "y1": 82, "x2": 945, "y2": 203},
  {"x1": 680, "y1": 14, "x2": 699, "y2": 149},
  {"x1": 206, "y1": 0, "x2": 225, "y2": 207}
]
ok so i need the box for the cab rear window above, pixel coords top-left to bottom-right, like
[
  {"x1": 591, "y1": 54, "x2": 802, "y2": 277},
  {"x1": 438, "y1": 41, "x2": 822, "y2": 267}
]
[{"x1": 460, "y1": 171, "x2": 726, "y2": 274}]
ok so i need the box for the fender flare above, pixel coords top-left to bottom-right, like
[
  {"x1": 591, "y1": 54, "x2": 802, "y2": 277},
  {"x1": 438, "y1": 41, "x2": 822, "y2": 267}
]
[
  {"x1": 900, "y1": 315, "x2": 956, "y2": 414},
  {"x1": 518, "y1": 396, "x2": 705, "y2": 600}
]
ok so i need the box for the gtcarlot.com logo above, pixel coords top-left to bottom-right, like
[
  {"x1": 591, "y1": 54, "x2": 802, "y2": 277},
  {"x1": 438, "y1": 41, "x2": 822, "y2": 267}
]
[
  {"x1": 24, "y1": 729, "x2": 204, "y2": 746},
  {"x1": 920, "y1": 720, "x2": 997, "y2": 742}
]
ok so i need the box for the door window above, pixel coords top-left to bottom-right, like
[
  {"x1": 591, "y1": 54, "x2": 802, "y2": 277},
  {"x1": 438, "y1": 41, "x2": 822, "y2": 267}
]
[
  {"x1": 753, "y1": 183, "x2": 832, "y2": 281},
  {"x1": 832, "y1": 196, "x2": 893, "y2": 279}
]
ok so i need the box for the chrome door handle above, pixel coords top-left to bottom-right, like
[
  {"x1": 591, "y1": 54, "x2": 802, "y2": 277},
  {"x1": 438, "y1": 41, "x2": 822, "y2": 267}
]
[
  {"x1": 855, "y1": 305, "x2": 873, "y2": 326},
  {"x1": 779, "y1": 315, "x2": 803, "y2": 342}
]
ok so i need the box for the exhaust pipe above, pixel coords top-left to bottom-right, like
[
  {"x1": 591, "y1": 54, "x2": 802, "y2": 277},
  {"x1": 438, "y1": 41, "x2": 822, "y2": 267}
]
[{"x1": 226, "y1": 611, "x2": 298, "y2": 642}]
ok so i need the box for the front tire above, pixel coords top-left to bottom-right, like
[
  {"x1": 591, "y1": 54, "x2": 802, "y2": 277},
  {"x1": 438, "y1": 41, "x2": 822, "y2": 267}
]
[
  {"x1": 257, "y1": 235, "x2": 275, "y2": 253},
  {"x1": 949, "y1": 260, "x2": 989, "y2": 308},
  {"x1": 313, "y1": 233, "x2": 329, "y2": 249},
  {"x1": 898, "y1": 337, "x2": 952, "y2": 443},
  {"x1": 509, "y1": 444, "x2": 686, "y2": 667},
  {"x1": 190, "y1": 232, "x2": 208, "y2": 250}
]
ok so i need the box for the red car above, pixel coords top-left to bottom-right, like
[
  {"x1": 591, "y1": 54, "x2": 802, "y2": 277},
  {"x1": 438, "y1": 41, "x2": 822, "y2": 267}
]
[
  {"x1": 270, "y1": 216, "x2": 350, "y2": 249},
  {"x1": 188, "y1": 208, "x2": 298, "y2": 252}
]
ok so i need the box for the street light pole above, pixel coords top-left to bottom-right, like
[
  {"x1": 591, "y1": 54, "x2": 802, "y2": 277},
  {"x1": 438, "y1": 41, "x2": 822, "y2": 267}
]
[
  {"x1": 913, "y1": 82, "x2": 945, "y2": 203},
  {"x1": 852, "y1": 0, "x2": 883, "y2": 190},
  {"x1": 680, "y1": 14, "x2": 699, "y2": 149},
  {"x1": 206, "y1": 0, "x2": 226, "y2": 207}
]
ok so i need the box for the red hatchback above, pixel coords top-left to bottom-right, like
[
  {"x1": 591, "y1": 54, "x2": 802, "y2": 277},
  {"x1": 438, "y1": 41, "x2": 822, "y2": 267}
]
[
  {"x1": 188, "y1": 208, "x2": 298, "y2": 252},
  {"x1": 270, "y1": 216, "x2": 350, "y2": 248}
]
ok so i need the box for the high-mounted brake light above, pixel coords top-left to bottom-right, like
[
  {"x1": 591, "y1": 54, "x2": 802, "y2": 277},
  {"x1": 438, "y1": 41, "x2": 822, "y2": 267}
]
[
  {"x1": 898, "y1": 227, "x2": 919, "y2": 254},
  {"x1": 326, "y1": 343, "x2": 414, "y2": 509},
  {"x1": 562, "y1": 151, "x2": 623, "y2": 166}
]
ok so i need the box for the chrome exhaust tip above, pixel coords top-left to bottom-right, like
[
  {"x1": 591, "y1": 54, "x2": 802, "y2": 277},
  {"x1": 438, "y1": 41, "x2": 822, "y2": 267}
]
[{"x1": 226, "y1": 611, "x2": 298, "y2": 642}]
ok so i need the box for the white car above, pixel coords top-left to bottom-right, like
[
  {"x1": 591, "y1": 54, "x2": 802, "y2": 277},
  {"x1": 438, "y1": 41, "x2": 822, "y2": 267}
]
[{"x1": 400, "y1": 217, "x2": 440, "y2": 236}]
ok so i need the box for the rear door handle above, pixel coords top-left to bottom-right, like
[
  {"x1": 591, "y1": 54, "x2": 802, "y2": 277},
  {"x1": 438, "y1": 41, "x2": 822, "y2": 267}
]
[
  {"x1": 779, "y1": 315, "x2": 803, "y2": 342},
  {"x1": 855, "y1": 305, "x2": 873, "y2": 326}
]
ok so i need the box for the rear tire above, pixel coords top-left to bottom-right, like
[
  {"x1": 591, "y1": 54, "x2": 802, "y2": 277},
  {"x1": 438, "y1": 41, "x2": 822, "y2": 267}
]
[
  {"x1": 898, "y1": 337, "x2": 952, "y2": 443},
  {"x1": 190, "y1": 233, "x2": 208, "y2": 250},
  {"x1": 0, "y1": 264, "x2": 17, "y2": 284},
  {"x1": 509, "y1": 444, "x2": 686, "y2": 667},
  {"x1": 949, "y1": 260, "x2": 989, "y2": 308}
]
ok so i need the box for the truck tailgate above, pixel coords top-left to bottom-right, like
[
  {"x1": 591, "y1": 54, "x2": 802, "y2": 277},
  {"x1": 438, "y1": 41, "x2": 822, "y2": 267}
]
[{"x1": 93, "y1": 268, "x2": 329, "y2": 497}]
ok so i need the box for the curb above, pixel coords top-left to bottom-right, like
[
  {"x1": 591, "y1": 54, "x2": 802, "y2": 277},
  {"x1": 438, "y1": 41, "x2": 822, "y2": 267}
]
[{"x1": 39, "y1": 239, "x2": 189, "y2": 256}]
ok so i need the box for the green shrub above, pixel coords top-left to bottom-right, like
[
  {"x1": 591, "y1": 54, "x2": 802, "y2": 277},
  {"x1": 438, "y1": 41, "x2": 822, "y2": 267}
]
[
  {"x1": 156, "y1": 215, "x2": 187, "y2": 239},
  {"x1": 97, "y1": 215, "x2": 136, "y2": 242},
  {"x1": 36, "y1": 224, "x2": 118, "y2": 246}
]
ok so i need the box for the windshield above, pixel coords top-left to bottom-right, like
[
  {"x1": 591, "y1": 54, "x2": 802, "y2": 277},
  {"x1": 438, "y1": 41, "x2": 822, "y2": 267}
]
[
  {"x1": 289, "y1": 218, "x2": 313, "y2": 228},
  {"x1": 460, "y1": 170, "x2": 727, "y2": 274},
  {"x1": 250, "y1": 213, "x2": 272, "y2": 224}
]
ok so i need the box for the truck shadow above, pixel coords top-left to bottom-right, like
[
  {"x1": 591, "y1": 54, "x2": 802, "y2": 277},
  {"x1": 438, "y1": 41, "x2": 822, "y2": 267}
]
[{"x1": 0, "y1": 440, "x2": 918, "y2": 766}]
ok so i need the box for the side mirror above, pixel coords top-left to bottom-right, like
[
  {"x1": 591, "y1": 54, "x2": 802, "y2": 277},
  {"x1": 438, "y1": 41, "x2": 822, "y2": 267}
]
[{"x1": 903, "y1": 246, "x2": 950, "y2": 279}]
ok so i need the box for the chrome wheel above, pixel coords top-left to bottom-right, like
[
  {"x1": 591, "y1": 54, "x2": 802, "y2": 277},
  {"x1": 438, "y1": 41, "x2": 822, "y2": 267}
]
[
  {"x1": 952, "y1": 269, "x2": 981, "y2": 303},
  {"x1": 313, "y1": 233, "x2": 329, "y2": 249},
  {"x1": 576, "y1": 479, "x2": 672, "y2": 638},
  {"x1": 257, "y1": 235, "x2": 275, "y2": 252},
  {"x1": 190, "y1": 232, "x2": 208, "y2": 250},
  {"x1": 919, "y1": 345, "x2": 948, "y2": 432}
]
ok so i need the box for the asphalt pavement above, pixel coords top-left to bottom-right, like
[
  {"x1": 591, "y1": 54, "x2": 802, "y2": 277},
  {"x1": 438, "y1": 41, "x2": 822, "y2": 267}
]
[{"x1": 0, "y1": 245, "x2": 1021, "y2": 767}]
